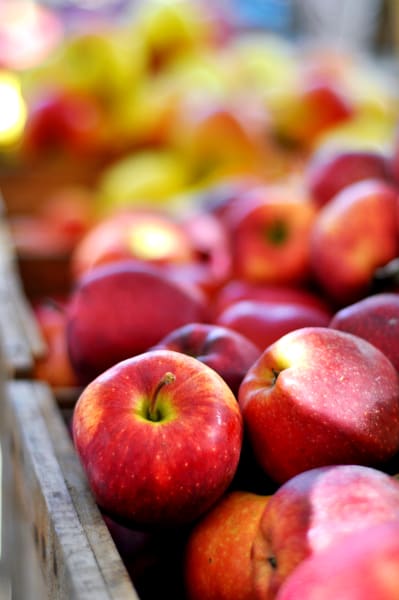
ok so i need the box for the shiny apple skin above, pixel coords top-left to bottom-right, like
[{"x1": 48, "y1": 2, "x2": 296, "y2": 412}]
[{"x1": 72, "y1": 349, "x2": 243, "y2": 529}]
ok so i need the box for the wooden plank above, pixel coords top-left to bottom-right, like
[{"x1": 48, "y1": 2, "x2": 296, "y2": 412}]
[
  {"x1": 0, "y1": 203, "x2": 46, "y2": 376},
  {"x1": 2, "y1": 380, "x2": 138, "y2": 600}
]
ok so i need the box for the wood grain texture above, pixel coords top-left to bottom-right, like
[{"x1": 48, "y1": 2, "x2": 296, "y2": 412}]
[{"x1": 1, "y1": 379, "x2": 139, "y2": 600}]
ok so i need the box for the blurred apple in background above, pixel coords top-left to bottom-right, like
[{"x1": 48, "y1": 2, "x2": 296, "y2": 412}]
[
  {"x1": 72, "y1": 348, "x2": 243, "y2": 528},
  {"x1": 70, "y1": 208, "x2": 195, "y2": 281},
  {"x1": 184, "y1": 490, "x2": 270, "y2": 600},
  {"x1": 306, "y1": 147, "x2": 390, "y2": 208},
  {"x1": 33, "y1": 298, "x2": 78, "y2": 389},
  {"x1": 268, "y1": 77, "x2": 354, "y2": 149},
  {"x1": 66, "y1": 260, "x2": 210, "y2": 385},
  {"x1": 21, "y1": 87, "x2": 106, "y2": 159},
  {"x1": 151, "y1": 322, "x2": 260, "y2": 396},
  {"x1": 251, "y1": 464, "x2": 399, "y2": 600},
  {"x1": 165, "y1": 209, "x2": 233, "y2": 300},
  {"x1": 275, "y1": 520, "x2": 399, "y2": 600},
  {"x1": 221, "y1": 182, "x2": 317, "y2": 285},
  {"x1": 94, "y1": 149, "x2": 191, "y2": 215},
  {"x1": 214, "y1": 279, "x2": 333, "y2": 317},
  {"x1": 329, "y1": 292, "x2": 399, "y2": 372},
  {"x1": 310, "y1": 178, "x2": 399, "y2": 306},
  {"x1": 238, "y1": 327, "x2": 399, "y2": 484},
  {"x1": 216, "y1": 299, "x2": 332, "y2": 352}
]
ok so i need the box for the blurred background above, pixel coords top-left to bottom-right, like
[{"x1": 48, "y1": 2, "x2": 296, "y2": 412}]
[{"x1": 1, "y1": 1, "x2": 399, "y2": 598}]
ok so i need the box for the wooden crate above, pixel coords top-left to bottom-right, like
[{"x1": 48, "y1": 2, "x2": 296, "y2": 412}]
[
  {"x1": 0, "y1": 378, "x2": 139, "y2": 600},
  {"x1": 0, "y1": 194, "x2": 46, "y2": 378},
  {"x1": 0, "y1": 188, "x2": 189, "y2": 600}
]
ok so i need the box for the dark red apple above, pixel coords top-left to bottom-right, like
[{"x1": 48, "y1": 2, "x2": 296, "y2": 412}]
[
  {"x1": 216, "y1": 299, "x2": 332, "y2": 351},
  {"x1": 306, "y1": 148, "x2": 389, "y2": 208},
  {"x1": 329, "y1": 292, "x2": 399, "y2": 372},
  {"x1": 151, "y1": 322, "x2": 261, "y2": 396},
  {"x1": 66, "y1": 260, "x2": 210, "y2": 384}
]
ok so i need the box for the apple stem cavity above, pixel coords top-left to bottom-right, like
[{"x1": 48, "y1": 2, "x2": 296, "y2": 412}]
[
  {"x1": 265, "y1": 220, "x2": 288, "y2": 245},
  {"x1": 268, "y1": 555, "x2": 278, "y2": 570},
  {"x1": 148, "y1": 371, "x2": 176, "y2": 422},
  {"x1": 271, "y1": 368, "x2": 280, "y2": 385}
]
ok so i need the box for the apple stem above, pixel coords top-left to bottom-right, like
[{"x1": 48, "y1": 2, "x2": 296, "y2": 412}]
[{"x1": 148, "y1": 371, "x2": 176, "y2": 421}]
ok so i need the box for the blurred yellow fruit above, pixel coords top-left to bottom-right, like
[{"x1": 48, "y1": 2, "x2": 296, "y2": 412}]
[{"x1": 95, "y1": 149, "x2": 191, "y2": 215}]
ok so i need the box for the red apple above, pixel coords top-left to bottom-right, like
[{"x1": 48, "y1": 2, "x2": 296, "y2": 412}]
[
  {"x1": 22, "y1": 87, "x2": 105, "y2": 158},
  {"x1": 163, "y1": 210, "x2": 233, "y2": 302},
  {"x1": 216, "y1": 299, "x2": 332, "y2": 351},
  {"x1": 66, "y1": 260, "x2": 210, "y2": 385},
  {"x1": 238, "y1": 327, "x2": 399, "y2": 484},
  {"x1": 222, "y1": 183, "x2": 317, "y2": 285},
  {"x1": 151, "y1": 322, "x2": 261, "y2": 396},
  {"x1": 70, "y1": 208, "x2": 195, "y2": 281},
  {"x1": 184, "y1": 490, "x2": 270, "y2": 600},
  {"x1": 275, "y1": 520, "x2": 399, "y2": 600},
  {"x1": 306, "y1": 148, "x2": 389, "y2": 208},
  {"x1": 72, "y1": 348, "x2": 243, "y2": 528},
  {"x1": 329, "y1": 292, "x2": 399, "y2": 372},
  {"x1": 251, "y1": 464, "x2": 399, "y2": 600},
  {"x1": 310, "y1": 178, "x2": 399, "y2": 306},
  {"x1": 214, "y1": 279, "x2": 333, "y2": 317}
]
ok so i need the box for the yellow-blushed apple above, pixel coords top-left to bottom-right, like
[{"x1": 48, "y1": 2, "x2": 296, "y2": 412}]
[
  {"x1": 221, "y1": 183, "x2": 317, "y2": 285},
  {"x1": 72, "y1": 349, "x2": 243, "y2": 528},
  {"x1": 251, "y1": 465, "x2": 399, "y2": 600},
  {"x1": 310, "y1": 178, "x2": 399, "y2": 306},
  {"x1": 238, "y1": 327, "x2": 399, "y2": 484},
  {"x1": 184, "y1": 490, "x2": 270, "y2": 600},
  {"x1": 70, "y1": 208, "x2": 195, "y2": 281}
]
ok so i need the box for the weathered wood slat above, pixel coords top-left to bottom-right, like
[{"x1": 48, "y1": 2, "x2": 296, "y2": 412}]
[
  {"x1": 0, "y1": 194, "x2": 46, "y2": 376},
  {"x1": 2, "y1": 380, "x2": 139, "y2": 600}
]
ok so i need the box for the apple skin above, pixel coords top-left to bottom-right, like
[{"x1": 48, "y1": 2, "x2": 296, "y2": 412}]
[
  {"x1": 306, "y1": 148, "x2": 390, "y2": 208},
  {"x1": 184, "y1": 490, "x2": 270, "y2": 600},
  {"x1": 275, "y1": 520, "x2": 399, "y2": 600},
  {"x1": 72, "y1": 349, "x2": 243, "y2": 528},
  {"x1": 214, "y1": 279, "x2": 333, "y2": 317},
  {"x1": 70, "y1": 208, "x2": 195, "y2": 281},
  {"x1": 238, "y1": 327, "x2": 399, "y2": 484},
  {"x1": 22, "y1": 88, "x2": 105, "y2": 158},
  {"x1": 222, "y1": 183, "x2": 317, "y2": 285},
  {"x1": 252, "y1": 465, "x2": 399, "y2": 600},
  {"x1": 310, "y1": 178, "x2": 399, "y2": 306},
  {"x1": 66, "y1": 260, "x2": 210, "y2": 385},
  {"x1": 216, "y1": 299, "x2": 332, "y2": 352},
  {"x1": 151, "y1": 322, "x2": 261, "y2": 396},
  {"x1": 329, "y1": 292, "x2": 399, "y2": 372}
]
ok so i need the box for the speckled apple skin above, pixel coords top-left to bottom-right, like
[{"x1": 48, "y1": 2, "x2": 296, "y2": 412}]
[
  {"x1": 72, "y1": 349, "x2": 243, "y2": 528},
  {"x1": 238, "y1": 327, "x2": 399, "y2": 484}
]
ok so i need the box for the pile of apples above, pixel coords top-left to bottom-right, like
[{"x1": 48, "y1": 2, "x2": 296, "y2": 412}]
[
  {"x1": 10, "y1": 1, "x2": 399, "y2": 599},
  {"x1": 28, "y1": 137, "x2": 399, "y2": 600}
]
